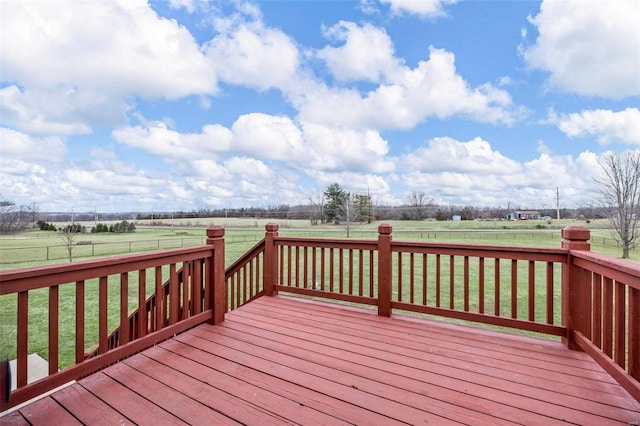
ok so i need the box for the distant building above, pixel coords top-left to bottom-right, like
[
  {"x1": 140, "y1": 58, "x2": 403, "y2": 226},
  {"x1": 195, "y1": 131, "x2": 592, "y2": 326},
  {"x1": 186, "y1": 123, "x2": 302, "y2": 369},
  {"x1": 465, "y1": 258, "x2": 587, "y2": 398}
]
[{"x1": 505, "y1": 210, "x2": 541, "y2": 220}]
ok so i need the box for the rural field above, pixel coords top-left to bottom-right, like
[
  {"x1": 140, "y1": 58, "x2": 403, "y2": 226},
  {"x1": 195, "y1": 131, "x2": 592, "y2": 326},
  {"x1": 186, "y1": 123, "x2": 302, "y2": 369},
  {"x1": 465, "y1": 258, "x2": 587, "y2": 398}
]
[
  {"x1": 0, "y1": 217, "x2": 635, "y2": 270},
  {"x1": 0, "y1": 217, "x2": 636, "y2": 368}
]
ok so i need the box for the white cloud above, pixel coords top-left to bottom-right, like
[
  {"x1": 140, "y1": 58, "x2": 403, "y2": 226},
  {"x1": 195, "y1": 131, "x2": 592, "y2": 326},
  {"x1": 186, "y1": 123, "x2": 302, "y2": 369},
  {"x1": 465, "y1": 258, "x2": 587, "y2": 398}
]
[
  {"x1": 309, "y1": 171, "x2": 391, "y2": 195},
  {"x1": 112, "y1": 120, "x2": 232, "y2": 160},
  {"x1": 0, "y1": 0, "x2": 217, "y2": 99},
  {"x1": 0, "y1": 127, "x2": 67, "y2": 162},
  {"x1": 231, "y1": 113, "x2": 304, "y2": 160},
  {"x1": 205, "y1": 20, "x2": 300, "y2": 91},
  {"x1": 168, "y1": 0, "x2": 210, "y2": 14},
  {"x1": 113, "y1": 113, "x2": 396, "y2": 180},
  {"x1": 225, "y1": 157, "x2": 273, "y2": 180},
  {"x1": 379, "y1": 0, "x2": 458, "y2": 18},
  {"x1": 402, "y1": 136, "x2": 522, "y2": 174},
  {"x1": 549, "y1": 108, "x2": 640, "y2": 145},
  {"x1": 521, "y1": 151, "x2": 600, "y2": 192},
  {"x1": 317, "y1": 22, "x2": 402, "y2": 83},
  {"x1": 523, "y1": 0, "x2": 640, "y2": 98},
  {"x1": 300, "y1": 47, "x2": 524, "y2": 129},
  {"x1": 398, "y1": 138, "x2": 602, "y2": 207},
  {"x1": 0, "y1": 85, "x2": 126, "y2": 135},
  {"x1": 301, "y1": 123, "x2": 395, "y2": 173}
]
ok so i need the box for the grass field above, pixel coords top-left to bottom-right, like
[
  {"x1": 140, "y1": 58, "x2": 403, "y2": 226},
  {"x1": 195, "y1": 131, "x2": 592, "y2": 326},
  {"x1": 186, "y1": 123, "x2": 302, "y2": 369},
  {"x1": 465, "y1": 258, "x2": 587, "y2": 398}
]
[
  {"x1": 1, "y1": 217, "x2": 634, "y2": 268},
  {"x1": 0, "y1": 217, "x2": 636, "y2": 368}
]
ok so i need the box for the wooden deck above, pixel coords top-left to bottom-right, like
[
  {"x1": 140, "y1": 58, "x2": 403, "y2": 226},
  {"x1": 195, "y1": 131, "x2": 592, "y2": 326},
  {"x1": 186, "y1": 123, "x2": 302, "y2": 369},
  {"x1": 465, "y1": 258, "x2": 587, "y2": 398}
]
[{"x1": 3, "y1": 295, "x2": 640, "y2": 425}]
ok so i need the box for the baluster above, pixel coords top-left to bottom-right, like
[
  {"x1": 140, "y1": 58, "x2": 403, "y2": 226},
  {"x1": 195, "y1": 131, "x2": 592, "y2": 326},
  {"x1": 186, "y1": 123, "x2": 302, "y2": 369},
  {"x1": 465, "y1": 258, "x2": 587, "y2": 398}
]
[
  {"x1": 99, "y1": 276, "x2": 108, "y2": 354},
  {"x1": 435, "y1": 254, "x2": 441, "y2": 308},
  {"x1": 75, "y1": 280, "x2": 85, "y2": 363},
  {"x1": 358, "y1": 250, "x2": 364, "y2": 296},
  {"x1": 629, "y1": 286, "x2": 640, "y2": 379},
  {"x1": 49, "y1": 285, "x2": 59, "y2": 375},
  {"x1": 169, "y1": 264, "x2": 178, "y2": 325},
  {"x1": 193, "y1": 260, "x2": 202, "y2": 315},
  {"x1": 449, "y1": 255, "x2": 455, "y2": 310},
  {"x1": 120, "y1": 272, "x2": 129, "y2": 345},
  {"x1": 138, "y1": 269, "x2": 147, "y2": 338},
  {"x1": 329, "y1": 248, "x2": 335, "y2": 293},
  {"x1": 546, "y1": 262, "x2": 554, "y2": 325},
  {"x1": 409, "y1": 253, "x2": 415, "y2": 304},
  {"x1": 339, "y1": 249, "x2": 344, "y2": 294},
  {"x1": 303, "y1": 246, "x2": 308, "y2": 289},
  {"x1": 295, "y1": 246, "x2": 300, "y2": 288},
  {"x1": 495, "y1": 258, "x2": 501, "y2": 316},
  {"x1": 181, "y1": 262, "x2": 189, "y2": 320},
  {"x1": 155, "y1": 266, "x2": 164, "y2": 330},
  {"x1": 17, "y1": 291, "x2": 28, "y2": 388},
  {"x1": 422, "y1": 254, "x2": 428, "y2": 306},
  {"x1": 320, "y1": 247, "x2": 326, "y2": 291},
  {"x1": 528, "y1": 260, "x2": 535, "y2": 322},
  {"x1": 511, "y1": 259, "x2": 517, "y2": 318},
  {"x1": 312, "y1": 247, "x2": 317, "y2": 291},
  {"x1": 592, "y1": 273, "x2": 602, "y2": 347},
  {"x1": 478, "y1": 257, "x2": 485, "y2": 314},
  {"x1": 602, "y1": 277, "x2": 614, "y2": 357},
  {"x1": 249, "y1": 259, "x2": 254, "y2": 300},
  {"x1": 369, "y1": 251, "x2": 375, "y2": 298},
  {"x1": 398, "y1": 252, "x2": 403, "y2": 302},
  {"x1": 243, "y1": 264, "x2": 248, "y2": 304},
  {"x1": 463, "y1": 256, "x2": 469, "y2": 312},
  {"x1": 348, "y1": 249, "x2": 354, "y2": 295},
  {"x1": 615, "y1": 281, "x2": 626, "y2": 367}
]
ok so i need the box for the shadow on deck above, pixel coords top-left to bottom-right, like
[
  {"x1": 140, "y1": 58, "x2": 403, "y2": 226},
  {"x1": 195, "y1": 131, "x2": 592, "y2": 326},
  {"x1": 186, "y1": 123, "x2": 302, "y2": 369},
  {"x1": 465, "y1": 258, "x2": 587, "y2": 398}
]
[{"x1": 4, "y1": 295, "x2": 640, "y2": 425}]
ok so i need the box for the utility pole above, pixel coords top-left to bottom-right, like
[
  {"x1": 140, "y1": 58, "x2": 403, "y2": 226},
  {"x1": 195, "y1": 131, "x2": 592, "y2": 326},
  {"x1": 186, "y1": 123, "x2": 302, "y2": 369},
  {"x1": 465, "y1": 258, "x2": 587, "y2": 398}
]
[{"x1": 556, "y1": 187, "x2": 560, "y2": 220}]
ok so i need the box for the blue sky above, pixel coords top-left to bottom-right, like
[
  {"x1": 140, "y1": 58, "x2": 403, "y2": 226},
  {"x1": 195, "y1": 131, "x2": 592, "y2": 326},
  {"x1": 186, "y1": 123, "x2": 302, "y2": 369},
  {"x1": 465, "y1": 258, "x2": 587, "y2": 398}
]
[{"x1": 1, "y1": 0, "x2": 639, "y2": 213}]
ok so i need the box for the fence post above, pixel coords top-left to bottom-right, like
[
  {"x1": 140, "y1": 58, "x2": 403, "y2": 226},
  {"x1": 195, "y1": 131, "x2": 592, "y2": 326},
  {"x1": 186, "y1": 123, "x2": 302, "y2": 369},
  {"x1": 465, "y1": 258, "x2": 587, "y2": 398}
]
[
  {"x1": 207, "y1": 226, "x2": 225, "y2": 325},
  {"x1": 378, "y1": 224, "x2": 392, "y2": 317},
  {"x1": 561, "y1": 226, "x2": 591, "y2": 350},
  {"x1": 264, "y1": 223, "x2": 279, "y2": 297}
]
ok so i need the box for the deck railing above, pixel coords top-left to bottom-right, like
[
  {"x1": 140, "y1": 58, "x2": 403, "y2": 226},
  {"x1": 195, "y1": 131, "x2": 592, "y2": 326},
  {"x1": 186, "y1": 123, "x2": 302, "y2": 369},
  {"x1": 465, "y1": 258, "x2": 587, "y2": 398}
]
[
  {"x1": 0, "y1": 227, "x2": 225, "y2": 410},
  {"x1": 261, "y1": 223, "x2": 639, "y2": 402},
  {"x1": 563, "y1": 230, "x2": 640, "y2": 401},
  {"x1": 1, "y1": 223, "x2": 639, "y2": 410}
]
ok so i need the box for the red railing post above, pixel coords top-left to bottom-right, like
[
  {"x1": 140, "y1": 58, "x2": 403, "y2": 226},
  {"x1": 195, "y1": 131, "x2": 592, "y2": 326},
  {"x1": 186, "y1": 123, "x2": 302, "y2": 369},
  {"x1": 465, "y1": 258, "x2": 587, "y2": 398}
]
[
  {"x1": 378, "y1": 224, "x2": 392, "y2": 317},
  {"x1": 264, "y1": 223, "x2": 279, "y2": 297},
  {"x1": 561, "y1": 226, "x2": 591, "y2": 350},
  {"x1": 207, "y1": 226, "x2": 225, "y2": 325}
]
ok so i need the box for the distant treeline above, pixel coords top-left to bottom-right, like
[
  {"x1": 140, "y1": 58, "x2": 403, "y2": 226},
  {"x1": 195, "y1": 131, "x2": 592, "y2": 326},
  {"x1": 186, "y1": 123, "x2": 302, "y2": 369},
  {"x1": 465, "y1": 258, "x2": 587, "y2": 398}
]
[{"x1": 41, "y1": 204, "x2": 605, "y2": 224}]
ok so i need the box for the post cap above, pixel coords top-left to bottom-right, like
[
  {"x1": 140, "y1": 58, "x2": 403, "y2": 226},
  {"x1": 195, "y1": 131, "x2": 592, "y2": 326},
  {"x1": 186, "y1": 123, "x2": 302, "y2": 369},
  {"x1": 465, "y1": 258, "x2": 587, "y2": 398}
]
[
  {"x1": 206, "y1": 226, "x2": 225, "y2": 238},
  {"x1": 378, "y1": 223, "x2": 392, "y2": 234},
  {"x1": 561, "y1": 226, "x2": 590, "y2": 241},
  {"x1": 561, "y1": 226, "x2": 590, "y2": 250},
  {"x1": 266, "y1": 223, "x2": 279, "y2": 232}
]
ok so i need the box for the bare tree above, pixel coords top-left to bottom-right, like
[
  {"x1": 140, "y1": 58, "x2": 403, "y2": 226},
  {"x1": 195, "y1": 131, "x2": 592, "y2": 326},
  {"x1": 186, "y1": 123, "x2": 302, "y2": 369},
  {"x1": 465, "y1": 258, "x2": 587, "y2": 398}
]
[
  {"x1": 596, "y1": 151, "x2": 640, "y2": 258},
  {"x1": 0, "y1": 199, "x2": 31, "y2": 233},
  {"x1": 407, "y1": 191, "x2": 432, "y2": 221},
  {"x1": 308, "y1": 192, "x2": 324, "y2": 225},
  {"x1": 59, "y1": 223, "x2": 85, "y2": 262}
]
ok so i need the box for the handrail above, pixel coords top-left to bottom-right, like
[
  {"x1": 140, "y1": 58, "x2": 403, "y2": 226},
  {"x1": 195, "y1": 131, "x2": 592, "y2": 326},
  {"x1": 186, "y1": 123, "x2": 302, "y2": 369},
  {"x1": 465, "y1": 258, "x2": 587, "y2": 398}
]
[
  {"x1": 225, "y1": 239, "x2": 266, "y2": 311},
  {"x1": 0, "y1": 226, "x2": 225, "y2": 410},
  {"x1": 270, "y1": 229, "x2": 569, "y2": 335},
  {"x1": 564, "y1": 248, "x2": 640, "y2": 401},
  {"x1": 262, "y1": 223, "x2": 638, "y2": 402},
  {"x1": 2, "y1": 223, "x2": 639, "y2": 410}
]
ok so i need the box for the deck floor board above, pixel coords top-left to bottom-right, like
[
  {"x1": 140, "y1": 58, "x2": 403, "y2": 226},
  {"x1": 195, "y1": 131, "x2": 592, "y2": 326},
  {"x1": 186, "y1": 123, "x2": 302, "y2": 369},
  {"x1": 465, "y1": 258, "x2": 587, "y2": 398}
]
[{"x1": 4, "y1": 295, "x2": 640, "y2": 425}]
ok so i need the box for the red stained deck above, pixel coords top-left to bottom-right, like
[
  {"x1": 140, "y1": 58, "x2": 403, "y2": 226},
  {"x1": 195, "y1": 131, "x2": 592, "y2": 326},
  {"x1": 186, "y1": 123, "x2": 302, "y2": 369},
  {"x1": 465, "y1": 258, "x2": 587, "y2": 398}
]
[{"x1": 3, "y1": 295, "x2": 640, "y2": 425}]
